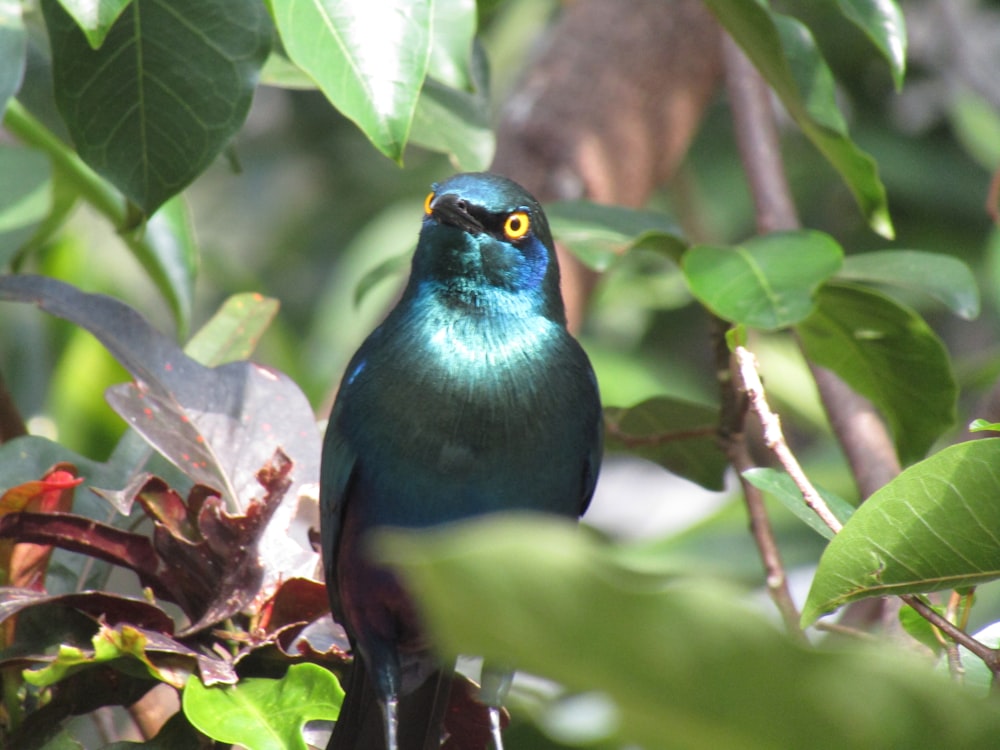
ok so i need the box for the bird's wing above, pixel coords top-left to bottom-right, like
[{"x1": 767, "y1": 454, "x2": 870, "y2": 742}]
[
  {"x1": 320, "y1": 398, "x2": 357, "y2": 619},
  {"x1": 577, "y1": 361, "x2": 604, "y2": 518}
]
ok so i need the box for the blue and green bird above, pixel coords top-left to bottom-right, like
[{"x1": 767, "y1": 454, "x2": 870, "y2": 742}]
[{"x1": 321, "y1": 172, "x2": 603, "y2": 750}]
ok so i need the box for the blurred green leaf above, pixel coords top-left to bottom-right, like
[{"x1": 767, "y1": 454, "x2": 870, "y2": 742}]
[
  {"x1": 798, "y1": 284, "x2": 956, "y2": 465},
  {"x1": 377, "y1": 515, "x2": 1000, "y2": 749},
  {"x1": 0, "y1": 0, "x2": 26, "y2": 118},
  {"x1": 546, "y1": 201, "x2": 687, "y2": 271},
  {"x1": 409, "y1": 76, "x2": 494, "y2": 171},
  {"x1": 703, "y1": 0, "x2": 893, "y2": 237},
  {"x1": 839, "y1": 250, "x2": 980, "y2": 320},
  {"x1": 182, "y1": 662, "x2": 343, "y2": 750},
  {"x1": 683, "y1": 231, "x2": 843, "y2": 330},
  {"x1": 0, "y1": 145, "x2": 51, "y2": 267},
  {"x1": 604, "y1": 396, "x2": 725, "y2": 490},
  {"x1": 898, "y1": 602, "x2": 945, "y2": 654},
  {"x1": 42, "y1": 0, "x2": 272, "y2": 215},
  {"x1": 353, "y1": 249, "x2": 412, "y2": 308},
  {"x1": 184, "y1": 292, "x2": 280, "y2": 366},
  {"x1": 270, "y1": 0, "x2": 434, "y2": 162},
  {"x1": 140, "y1": 196, "x2": 199, "y2": 338},
  {"x1": 802, "y1": 439, "x2": 1000, "y2": 625},
  {"x1": 835, "y1": 0, "x2": 906, "y2": 90},
  {"x1": 743, "y1": 467, "x2": 854, "y2": 540},
  {"x1": 427, "y1": 0, "x2": 476, "y2": 90},
  {"x1": 55, "y1": 0, "x2": 132, "y2": 49},
  {"x1": 949, "y1": 89, "x2": 1000, "y2": 171}
]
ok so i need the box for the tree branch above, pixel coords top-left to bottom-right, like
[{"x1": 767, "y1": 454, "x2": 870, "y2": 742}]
[{"x1": 0, "y1": 369, "x2": 27, "y2": 444}]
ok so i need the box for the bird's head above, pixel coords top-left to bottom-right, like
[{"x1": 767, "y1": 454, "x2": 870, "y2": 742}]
[{"x1": 410, "y1": 172, "x2": 564, "y2": 321}]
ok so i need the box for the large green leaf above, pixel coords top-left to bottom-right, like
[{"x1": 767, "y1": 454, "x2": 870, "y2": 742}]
[
  {"x1": 55, "y1": 0, "x2": 132, "y2": 49},
  {"x1": 546, "y1": 201, "x2": 687, "y2": 271},
  {"x1": 603, "y1": 397, "x2": 726, "y2": 491},
  {"x1": 43, "y1": 0, "x2": 272, "y2": 215},
  {"x1": 802, "y1": 439, "x2": 1000, "y2": 625},
  {"x1": 703, "y1": 0, "x2": 893, "y2": 237},
  {"x1": 838, "y1": 249, "x2": 979, "y2": 320},
  {"x1": 183, "y1": 662, "x2": 343, "y2": 750},
  {"x1": 683, "y1": 231, "x2": 843, "y2": 330},
  {"x1": 0, "y1": 0, "x2": 26, "y2": 118},
  {"x1": 798, "y1": 284, "x2": 956, "y2": 465},
  {"x1": 835, "y1": 0, "x2": 906, "y2": 90},
  {"x1": 376, "y1": 515, "x2": 1000, "y2": 749},
  {"x1": 270, "y1": 0, "x2": 433, "y2": 162}
]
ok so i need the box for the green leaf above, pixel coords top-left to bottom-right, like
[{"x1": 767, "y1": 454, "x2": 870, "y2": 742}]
[
  {"x1": 353, "y1": 249, "x2": 412, "y2": 308},
  {"x1": 0, "y1": 145, "x2": 51, "y2": 267},
  {"x1": 0, "y1": 0, "x2": 26, "y2": 118},
  {"x1": 42, "y1": 0, "x2": 272, "y2": 215},
  {"x1": 24, "y1": 623, "x2": 179, "y2": 687},
  {"x1": 546, "y1": 201, "x2": 687, "y2": 272},
  {"x1": 409, "y1": 76, "x2": 494, "y2": 171},
  {"x1": 427, "y1": 0, "x2": 476, "y2": 91},
  {"x1": 970, "y1": 419, "x2": 1000, "y2": 433},
  {"x1": 835, "y1": 0, "x2": 906, "y2": 90},
  {"x1": 182, "y1": 663, "x2": 343, "y2": 750},
  {"x1": 139, "y1": 195, "x2": 199, "y2": 337},
  {"x1": 55, "y1": 0, "x2": 132, "y2": 49},
  {"x1": 184, "y1": 292, "x2": 280, "y2": 366},
  {"x1": 743, "y1": 467, "x2": 854, "y2": 540},
  {"x1": 376, "y1": 515, "x2": 1000, "y2": 749},
  {"x1": 838, "y1": 250, "x2": 979, "y2": 320},
  {"x1": 603, "y1": 397, "x2": 726, "y2": 491},
  {"x1": 271, "y1": 0, "x2": 433, "y2": 162},
  {"x1": 683, "y1": 231, "x2": 843, "y2": 330},
  {"x1": 802, "y1": 439, "x2": 1000, "y2": 625},
  {"x1": 797, "y1": 284, "x2": 957, "y2": 465},
  {"x1": 703, "y1": 0, "x2": 893, "y2": 237}
]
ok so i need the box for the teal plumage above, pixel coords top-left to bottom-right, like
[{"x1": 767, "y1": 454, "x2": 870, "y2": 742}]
[{"x1": 322, "y1": 172, "x2": 603, "y2": 749}]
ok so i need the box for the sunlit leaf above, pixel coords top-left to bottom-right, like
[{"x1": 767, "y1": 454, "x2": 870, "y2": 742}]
[
  {"x1": 835, "y1": 0, "x2": 906, "y2": 90},
  {"x1": 683, "y1": 231, "x2": 843, "y2": 330},
  {"x1": 797, "y1": 284, "x2": 956, "y2": 465},
  {"x1": 270, "y1": 0, "x2": 433, "y2": 162},
  {"x1": 802, "y1": 439, "x2": 1000, "y2": 625},
  {"x1": 54, "y1": 0, "x2": 132, "y2": 49},
  {"x1": 838, "y1": 250, "x2": 979, "y2": 320},
  {"x1": 43, "y1": 0, "x2": 272, "y2": 214},
  {"x1": 183, "y1": 662, "x2": 343, "y2": 750},
  {"x1": 140, "y1": 195, "x2": 199, "y2": 338},
  {"x1": 427, "y1": 0, "x2": 476, "y2": 90}
]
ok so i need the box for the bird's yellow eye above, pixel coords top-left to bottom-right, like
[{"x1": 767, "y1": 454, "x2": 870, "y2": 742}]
[
  {"x1": 503, "y1": 211, "x2": 530, "y2": 241},
  {"x1": 423, "y1": 192, "x2": 435, "y2": 215}
]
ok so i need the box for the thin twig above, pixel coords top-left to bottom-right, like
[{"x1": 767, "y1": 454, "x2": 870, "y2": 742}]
[
  {"x1": 605, "y1": 422, "x2": 716, "y2": 448},
  {"x1": 0, "y1": 369, "x2": 27, "y2": 444},
  {"x1": 813, "y1": 621, "x2": 879, "y2": 641},
  {"x1": 901, "y1": 595, "x2": 1000, "y2": 680},
  {"x1": 734, "y1": 347, "x2": 842, "y2": 534}
]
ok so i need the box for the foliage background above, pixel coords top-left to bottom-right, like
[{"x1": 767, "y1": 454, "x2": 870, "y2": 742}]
[{"x1": 5, "y1": 0, "x2": 1000, "y2": 748}]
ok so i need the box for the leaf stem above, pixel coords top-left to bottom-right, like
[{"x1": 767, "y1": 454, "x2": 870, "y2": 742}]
[{"x1": 3, "y1": 100, "x2": 127, "y2": 226}]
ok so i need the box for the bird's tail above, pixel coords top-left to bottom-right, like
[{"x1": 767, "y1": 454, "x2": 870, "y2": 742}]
[{"x1": 327, "y1": 658, "x2": 453, "y2": 750}]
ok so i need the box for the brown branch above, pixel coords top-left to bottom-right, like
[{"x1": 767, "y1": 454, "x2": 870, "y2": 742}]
[
  {"x1": 901, "y1": 595, "x2": 1000, "y2": 681},
  {"x1": 734, "y1": 347, "x2": 843, "y2": 534},
  {"x1": 605, "y1": 422, "x2": 717, "y2": 448}
]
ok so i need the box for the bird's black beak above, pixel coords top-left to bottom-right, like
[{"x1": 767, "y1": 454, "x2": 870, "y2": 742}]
[{"x1": 429, "y1": 192, "x2": 485, "y2": 235}]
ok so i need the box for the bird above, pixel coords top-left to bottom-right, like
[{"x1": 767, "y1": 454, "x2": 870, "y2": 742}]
[{"x1": 321, "y1": 172, "x2": 603, "y2": 750}]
